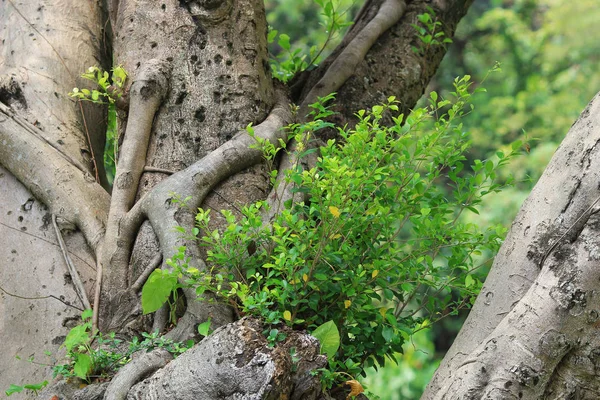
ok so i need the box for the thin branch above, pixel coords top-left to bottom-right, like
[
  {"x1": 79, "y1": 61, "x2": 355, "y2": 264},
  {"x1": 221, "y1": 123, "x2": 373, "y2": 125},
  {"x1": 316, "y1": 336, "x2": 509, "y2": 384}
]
[
  {"x1": 143, "y1": 166, "x2": 175, "y2": 175},
  {"x1": 0, "y1": 221, "x2": 95, "y2": 270},
  {"x1": 0, "y1": 285, "x2": 83, "y2": 311},
  {"x1": 78, "y1": 100, "x2": 100, "y2": 183},
  {"x1": 0, "y1": 102, "x2": 88, "y2": 174},
  {"x1": 299, "y1": 0, "x2": 407, "y2": 115},
  {"x1": 131, "y1": 252, "x2": 163, "y2": 292},
  {"x1": 52, "y1": 214, "x2": 92, "y2": 310},
  {"x1": 93, "y1": 257, "x2": 102, "y2": 332}
]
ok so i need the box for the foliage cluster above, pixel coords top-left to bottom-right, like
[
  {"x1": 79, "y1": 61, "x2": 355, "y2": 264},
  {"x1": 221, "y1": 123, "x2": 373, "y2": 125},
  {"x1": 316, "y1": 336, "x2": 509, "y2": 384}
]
[
  {"x1": 6, "y1": 309, "x2": 193, "y2": 396},
  {"x1": 142, "y1": 76, "x2": 518, "y2": 386},
  {"x1": 69, "y1": 66, "x2": 127, "y2": 105},
  {"x1": 410, "y1": 6, "x2": 453, "y2": 55},
  {"x1": 69, "y1": 66, "x2": 127, "y2": 185},
  {"x1": 51, "y1": 309, "x2": 191, "y2": 382},
  {"x1": 266, "y1": 0, "x2": 356, "y2": 82},
  {"x1": 436, "y1": 0, "x2": 600, "y2": 192}
]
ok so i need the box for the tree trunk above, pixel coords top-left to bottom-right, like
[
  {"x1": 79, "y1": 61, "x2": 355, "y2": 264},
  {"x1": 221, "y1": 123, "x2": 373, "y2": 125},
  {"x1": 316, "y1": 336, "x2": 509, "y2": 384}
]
[
  {"x1": 423, "y1": 93, "x2": 600, "y2": 399},
  {"x1": 1, "y1": 0, "x2": 472, "y2": 398}
]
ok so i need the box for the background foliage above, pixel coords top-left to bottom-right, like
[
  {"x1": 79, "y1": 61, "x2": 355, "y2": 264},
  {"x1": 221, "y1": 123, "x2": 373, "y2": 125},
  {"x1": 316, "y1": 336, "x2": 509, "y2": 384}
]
[{"x1": 266, "y1": 0, "x2": 600, "y2": 398}]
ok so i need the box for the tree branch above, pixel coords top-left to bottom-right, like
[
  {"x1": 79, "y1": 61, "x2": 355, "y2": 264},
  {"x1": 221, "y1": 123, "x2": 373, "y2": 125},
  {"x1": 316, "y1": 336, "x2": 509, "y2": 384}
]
[
  {"x1": 52, "y1": 214, "x2": 92, "y2": 310},
  {"x1": 101, "y1": 59, "x2": 172, "y2": 293},
  {"x1": 298, "y1": 0, "x2": 407, "y2": 115},
  {"x1": 0, "y1": 104, "x2": 110, "y2": 252}
]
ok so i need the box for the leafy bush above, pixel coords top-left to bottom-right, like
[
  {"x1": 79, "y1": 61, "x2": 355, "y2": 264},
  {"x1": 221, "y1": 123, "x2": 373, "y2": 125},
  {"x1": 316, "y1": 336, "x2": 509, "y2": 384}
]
[
  {"x1": 49, "y1": 309, "x2": 191, "y2": 382},
  {"x1": 143, "y1": 75, "x2": 519, "y2": 386}
]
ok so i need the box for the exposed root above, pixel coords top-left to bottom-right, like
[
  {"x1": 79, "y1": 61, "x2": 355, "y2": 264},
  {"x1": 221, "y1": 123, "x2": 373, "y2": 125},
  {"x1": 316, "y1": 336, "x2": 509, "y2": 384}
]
[
  {"x1": 0, "y1": 102, "x2": 88, "y2": 173},
  {"x1": 0, "y1": 102, "x2": 110, "y2": 252},
  {"x1": 101, "y1": 59, "x2": 172, "y2": 291},
  {"x1": 128, "y1": 318, "x2": 327, "y2": 399},
  {"x1": 52, "y1": 214, "x2": 91, "y2": 310},
  {"x1": 298, "y1": 0, "x2": 407, "y2": 116},
  {"x1": 103, "y1": 348, "x2": 173, "y2": 400},
  {"x1": 131, "y1": 252, "x2": 163, "y2": 292},
  {"x1": 100, "y1": 88, "x2": 292, "y2": 334}
]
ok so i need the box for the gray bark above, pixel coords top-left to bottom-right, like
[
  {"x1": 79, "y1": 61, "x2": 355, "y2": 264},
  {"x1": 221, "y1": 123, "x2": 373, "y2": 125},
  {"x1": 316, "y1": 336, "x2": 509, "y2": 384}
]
[
  {"x1": 423, "y1": 93, "x2": 600, "y2": 399},
  {"x1": 0, "y1": 0, "x2": 476, "y2": 398}
]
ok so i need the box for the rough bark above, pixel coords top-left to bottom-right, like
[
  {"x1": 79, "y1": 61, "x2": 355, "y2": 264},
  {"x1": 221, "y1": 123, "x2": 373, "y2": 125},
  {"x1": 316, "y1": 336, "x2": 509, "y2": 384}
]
[
  {"x1": 423, "y1": 93, "x2": 600, "y2": 399},
  {"x1": 297, "y1": 0, "x2": 474, "y2": 124},
  {"x1": 1, "y1": 0, "x2": 474, "y2": 398}
]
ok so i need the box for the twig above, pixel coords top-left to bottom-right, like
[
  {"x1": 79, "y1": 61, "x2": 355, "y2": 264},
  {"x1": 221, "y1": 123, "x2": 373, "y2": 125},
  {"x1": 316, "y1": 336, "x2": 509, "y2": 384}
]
[
  {"x1": 211, "y1": 189, "x2": 243, "y2": 214},
  {"x1": 0, "y1": 285, "x2": 83, "y2": 311},
  {"x1": 93, "y1": 257, "x2": 102, "y2": 332},
  {"x1": 131, "y1": 252, "x2": 163, "y2": 292},
  {"x1": 144, "y1": 166, "x2": 175, "y2": 174},
  {"x1": 52, "y1": 215, "x2": 91, "y2": 310}
]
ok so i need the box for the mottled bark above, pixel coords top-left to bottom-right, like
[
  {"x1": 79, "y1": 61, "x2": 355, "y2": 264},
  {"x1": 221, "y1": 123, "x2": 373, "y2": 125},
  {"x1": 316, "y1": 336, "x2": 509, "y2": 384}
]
[
  {"x1": 0, "y1": 0, "x2": 474, "y2": 398},
  {"x1": 298, "y1": 0, "x2": 474, "y2": 125},
  {"x1": 423, "y1": 93, "x2": 600, "y2": 399}
]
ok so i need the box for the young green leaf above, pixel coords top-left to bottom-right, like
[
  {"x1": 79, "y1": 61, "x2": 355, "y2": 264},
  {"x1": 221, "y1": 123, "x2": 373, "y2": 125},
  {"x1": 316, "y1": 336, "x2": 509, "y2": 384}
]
[
  {"x1": 141, "y1": 269, "x2": 178, "y2": 314},
  {"x1": 311, "y1": 320, "x2": 340, "y2": 360}
]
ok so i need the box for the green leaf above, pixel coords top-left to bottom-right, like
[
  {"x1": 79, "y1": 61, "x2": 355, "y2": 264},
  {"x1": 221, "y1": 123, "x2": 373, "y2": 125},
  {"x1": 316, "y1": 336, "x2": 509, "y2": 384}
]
[
  {"x1": 81, "y1": 308, "x2": 93, "y2": 321},
  {"x1": 311, "y1": 320, "x2": 340, "y2": 360},
  {"x1": 141, "y1": 269, "x2": 178, "y2": 314},
  {"x1": 64, "y1": 324, "x2": 90, "y2": 352},
  {"x1": 5, "y1": 384, "x2": 24, "y2": 396},
  {"x1": 73, "y1": 353, "x2": 93, "y2": 379},
  {"x1": 465, "y1": 274, "x2": 475, "y2": 288},
  {"x1": 267, "y1": 28, "x2": 278, "y2": 43},
  {"x1": 23, "y1": 381, "x2": 48, "y2": 392},
  {"x1": 278, "y1": 34, "x2": 291, "y2": 51},
  {"x1": 382, "y1": 326, "x2": 394, "y2": 342},
  {"x1": 197, "y1": 318, "x2": 211, "y2": 337}
]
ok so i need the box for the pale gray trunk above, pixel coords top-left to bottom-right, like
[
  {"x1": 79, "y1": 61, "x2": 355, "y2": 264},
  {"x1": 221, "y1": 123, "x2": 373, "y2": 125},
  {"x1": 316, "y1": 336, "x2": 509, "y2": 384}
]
[
  {"x1": 423, "y1": 93, "x2": 600, "y2": 399},
  {"x1": 0, "y1": 0, "x2": 475, "y2": 398}
]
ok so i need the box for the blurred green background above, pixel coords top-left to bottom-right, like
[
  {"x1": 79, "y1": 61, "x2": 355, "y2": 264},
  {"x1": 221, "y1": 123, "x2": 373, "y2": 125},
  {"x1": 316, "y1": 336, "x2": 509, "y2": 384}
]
[{"x1": 265, "y1": 0, "x2": 600, "y2": 398}]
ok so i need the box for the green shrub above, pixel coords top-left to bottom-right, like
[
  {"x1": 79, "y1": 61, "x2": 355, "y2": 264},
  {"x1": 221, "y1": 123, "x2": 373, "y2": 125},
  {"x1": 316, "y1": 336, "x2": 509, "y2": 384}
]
[{"x1": 142, "y1": 75, "x2": 519, "y2": 387}]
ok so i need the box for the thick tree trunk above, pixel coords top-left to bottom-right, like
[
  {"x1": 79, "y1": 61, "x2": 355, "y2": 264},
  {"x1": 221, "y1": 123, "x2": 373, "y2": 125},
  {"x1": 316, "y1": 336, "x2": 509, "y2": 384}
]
[
  {"x1": 1, "y1": 0, "x2": 473, "y2": 398},
  {"x1": 423, "y1": 93, "x2": 600, "y2": 399}
]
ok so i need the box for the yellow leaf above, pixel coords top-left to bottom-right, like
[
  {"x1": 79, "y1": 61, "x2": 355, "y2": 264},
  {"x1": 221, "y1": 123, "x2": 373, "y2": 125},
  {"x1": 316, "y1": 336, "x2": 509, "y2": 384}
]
[
  {"x1": 283, "y1": 310, "x2": 292, "y2": 321},
  {"x1": 330, "y1": 233, "x2": 342, "y2": 239},
  {"x1": 371, "y1": 270, "x2": 379, "y2": 278},
  {"x1": 344, "y1": 300, "x2": 352, "y2": 309},
  {"x1": 303, "y1": 273, "x2": 309, "y2": 282},
  {"x1": 345, "y1": 380, "x2": 364, "y2": 399},
  {"x1": 379, "y1": 307, "x2": 387, "y2": 318},
  {"x1": 329, "y1": 206, "x2": 341, "y2": 218}
]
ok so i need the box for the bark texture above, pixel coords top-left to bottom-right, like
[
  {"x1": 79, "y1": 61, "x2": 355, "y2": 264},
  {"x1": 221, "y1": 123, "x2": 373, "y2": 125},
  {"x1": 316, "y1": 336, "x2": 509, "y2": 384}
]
[
  {"x1": 0, "y1": 0, "x2": 475, "y2": 398},
  {"x1": 423, "y1": 93, "x2": 600, "y2": 399},
  {"x1": 40, "y1": 318, "x2": 327, "y2": 400}
]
